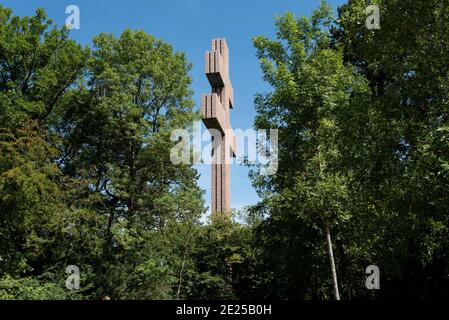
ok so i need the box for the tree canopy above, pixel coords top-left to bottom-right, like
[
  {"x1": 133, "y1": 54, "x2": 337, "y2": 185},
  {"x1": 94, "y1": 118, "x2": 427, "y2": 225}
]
[{"x1": 1, "y1": 0, "x2": 449, "y2": 300}]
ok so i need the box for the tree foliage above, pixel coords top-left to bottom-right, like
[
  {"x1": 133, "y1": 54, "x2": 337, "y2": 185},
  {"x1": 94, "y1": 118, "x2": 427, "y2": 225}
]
[
  {"x1": 250, "y1": 0, "x2": 449, "y2": 299},
  {"x1": 1, "y1": 1, "x2": 449, "y2": 300}
]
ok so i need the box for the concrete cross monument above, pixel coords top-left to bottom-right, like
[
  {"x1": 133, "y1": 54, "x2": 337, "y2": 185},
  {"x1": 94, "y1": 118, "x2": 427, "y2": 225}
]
[{"x1": 201, "y1": 38, "x2": 236, "y2": 214}]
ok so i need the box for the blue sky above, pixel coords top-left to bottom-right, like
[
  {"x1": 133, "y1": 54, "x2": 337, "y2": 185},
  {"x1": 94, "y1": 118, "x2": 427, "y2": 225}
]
[{"x1": 3, "y1": 0, "x2": 347, "y2": 214}]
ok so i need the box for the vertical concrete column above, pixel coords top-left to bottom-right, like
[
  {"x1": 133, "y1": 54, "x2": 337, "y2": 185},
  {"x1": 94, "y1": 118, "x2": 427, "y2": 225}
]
[{"x1": 201, "y1": 38, "x2": 235, "y2": 214}]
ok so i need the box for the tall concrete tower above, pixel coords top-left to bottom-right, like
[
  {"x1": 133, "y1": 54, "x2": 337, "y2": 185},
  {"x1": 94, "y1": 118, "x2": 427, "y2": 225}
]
[{"x1": 201, "y1": 38, "x2": 236, "y2": 213}]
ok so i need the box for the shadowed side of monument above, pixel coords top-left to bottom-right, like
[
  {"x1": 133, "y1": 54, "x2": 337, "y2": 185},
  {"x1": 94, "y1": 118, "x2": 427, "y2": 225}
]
[{"x1": 201, "y1": 38, "x2": 236, "y2": 214}]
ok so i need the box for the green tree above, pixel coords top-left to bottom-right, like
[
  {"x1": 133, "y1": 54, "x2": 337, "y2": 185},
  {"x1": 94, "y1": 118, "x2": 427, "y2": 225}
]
[
  {"x1": 0, "y1": 6, "x2": 88, "y2": 129},
  {"x1": 0, "y1": 7, "x2": 101, "y2": 299},
  {"x1": 334, "y1": 0, "x2": 449, "y2": 298},
  {"x1": 53, "y1": 29, "x2": 205, "y2": 299},
  {"x1": 250, "y1": 0, "x2": 449, "y2": 299},
  {"x1": 185, "y1": 212, "x2": 257, "y2": 300},
  {"x1": 1, "y1": 7, "x2": 205, "y2": 300},
  {"x1": 252, "y1": 2, "x2": 372, "y2": 299}
]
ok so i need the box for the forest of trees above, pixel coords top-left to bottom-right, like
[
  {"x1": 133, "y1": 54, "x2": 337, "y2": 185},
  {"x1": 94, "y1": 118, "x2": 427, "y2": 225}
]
[{"x1": 1, "y1": 0, "x2": 449, "y2": 300}]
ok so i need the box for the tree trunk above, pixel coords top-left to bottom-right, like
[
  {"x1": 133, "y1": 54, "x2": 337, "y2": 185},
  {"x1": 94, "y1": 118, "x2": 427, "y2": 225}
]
[
  {"x1": 325, "y1": 225, "x2": 340, "y2": 300},
  {"x1": 176, "y1": 251, "x2": 187, "y2": 300},
  {"x1": 176, "y1": 230, "x2": 193, "y2": 300}
]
